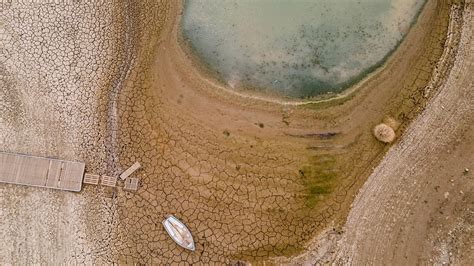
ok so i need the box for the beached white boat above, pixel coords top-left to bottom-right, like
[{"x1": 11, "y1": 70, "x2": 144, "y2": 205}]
[{"x1": 162, "y1": 215, "x2": 195, "y2": 251}]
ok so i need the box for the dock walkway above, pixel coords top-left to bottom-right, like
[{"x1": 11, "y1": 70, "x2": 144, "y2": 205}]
[{"x1": 0, "y1": 151, "x2": 85, "y2": 192}]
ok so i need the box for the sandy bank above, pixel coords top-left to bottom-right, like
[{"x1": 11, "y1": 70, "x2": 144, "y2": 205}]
[{"x1": 275, "y1": 2, "x2": 473, "y2": 264}]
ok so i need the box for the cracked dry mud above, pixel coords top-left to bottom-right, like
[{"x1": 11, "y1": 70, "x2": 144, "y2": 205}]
[
  {"x1": 277, "y1": 3, "x2": 473, "y2": 264},
  {"x1": 0, "y1": 0, "x2": 471, "y2": 264}
]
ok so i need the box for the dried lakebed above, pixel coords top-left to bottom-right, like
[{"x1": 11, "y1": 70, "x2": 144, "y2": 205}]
[{"x1": 0, "y1": 0, "x2": 469, "y2": 264}]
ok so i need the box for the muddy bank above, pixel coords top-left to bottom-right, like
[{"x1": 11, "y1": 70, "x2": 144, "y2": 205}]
[
  {"x1": 111, "y1": 0, "x2": 459, "y2": 263},
  {"x1": 275, "y1": 2, "x2": 473, "y2": 264}
]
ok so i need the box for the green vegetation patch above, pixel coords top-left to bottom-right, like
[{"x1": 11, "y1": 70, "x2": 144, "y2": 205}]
[{"x1": 298, "y1": 155, "x2": 338, "y2": 209}]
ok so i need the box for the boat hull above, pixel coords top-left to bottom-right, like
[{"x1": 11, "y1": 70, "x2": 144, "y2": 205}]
[{"x1": 162, "y1": 215, "x2": 195, "y2": 251}]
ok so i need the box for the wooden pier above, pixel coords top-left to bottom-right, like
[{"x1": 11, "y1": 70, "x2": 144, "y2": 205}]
[{"x1": 0, "y1": 152, "x2": 85, "y2": 192}]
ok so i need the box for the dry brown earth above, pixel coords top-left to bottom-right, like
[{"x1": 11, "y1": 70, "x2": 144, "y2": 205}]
[
  {"x1": 277, "y1": 3, "x2": 473, "y2": 265},
  {"x1": 0, "y1": 0, "x2": 469, "y2": 264}
]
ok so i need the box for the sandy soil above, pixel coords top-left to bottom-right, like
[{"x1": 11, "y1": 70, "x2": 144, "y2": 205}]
[
  {"x1": 277, "y1": 3, "x2": 473, "y2": 265},
  {"x1": 0, "y1": 0, "x2": 469, "y2": 264},
  {"x1": 0, "y1": 1, "x2": 166, "y2": 263},
  {"x1": 132, "y1": 0, "x2": 456, "y2": 262}
]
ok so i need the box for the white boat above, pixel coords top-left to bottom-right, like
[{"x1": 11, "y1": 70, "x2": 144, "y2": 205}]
[{"x1": 162, "y1": 215, "x2": 195, "y2": 251}]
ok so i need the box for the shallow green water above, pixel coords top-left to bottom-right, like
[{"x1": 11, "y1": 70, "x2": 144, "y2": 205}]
[{"x1": 182, "y1": 0, "x2": 425, "y2": 98}]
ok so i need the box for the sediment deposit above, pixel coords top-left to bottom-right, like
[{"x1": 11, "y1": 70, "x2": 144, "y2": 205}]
[{"x1": 0, "y1": 0, "x2": 470, "y2": 264}]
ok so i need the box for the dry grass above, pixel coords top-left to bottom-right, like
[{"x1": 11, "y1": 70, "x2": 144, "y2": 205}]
[{"x1": 373, "y1": 123, "x2": 396, "y2": 143}]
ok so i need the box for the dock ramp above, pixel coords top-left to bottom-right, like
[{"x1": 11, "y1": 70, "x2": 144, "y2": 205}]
[{"x1": 0, "y1": 151, "x2": 85, "y2": 192}]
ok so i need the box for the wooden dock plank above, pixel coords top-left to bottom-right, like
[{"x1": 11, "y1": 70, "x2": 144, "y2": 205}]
[
  {"x1": 83, "y1": 173, "x2": 100, "y2": 185},
  {"x1": 124, "y1": 177, "x2": 139, "y2": 191},
  {"x1": 0, "y1": 154, "x2": 17, "y2": 183},
  {"x1": 0, "y1": 152, "x2": 85, "y2": 192},
  {"x1": 60, "y1": 162, "x2": 84, "y2": 191},
  {"x1": 20, "y1": 156, "x2": 50, "y2": 187},
  {"x1": 101, "y1": 175, "x2": 117, "y2": 187},
  {"x1": 46, "y1": 160, "x2": 61, "y2": 187},
  {"x1": 119, "y1": 162, "x2": 141, "y2": 180}
]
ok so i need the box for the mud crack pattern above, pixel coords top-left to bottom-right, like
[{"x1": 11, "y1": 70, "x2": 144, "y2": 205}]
[{"x1": 0, "y1": 0, "x2": 458, "y2": 264}]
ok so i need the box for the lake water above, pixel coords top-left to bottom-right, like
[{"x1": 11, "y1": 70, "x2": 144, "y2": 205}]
[{"x1": 181, "y1": 0, "x2": 426, "y2": 98}]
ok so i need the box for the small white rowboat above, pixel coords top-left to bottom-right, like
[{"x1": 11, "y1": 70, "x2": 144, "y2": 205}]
[{"x1": 162, "y1": 215, "x2": 195, "y2": 251}]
